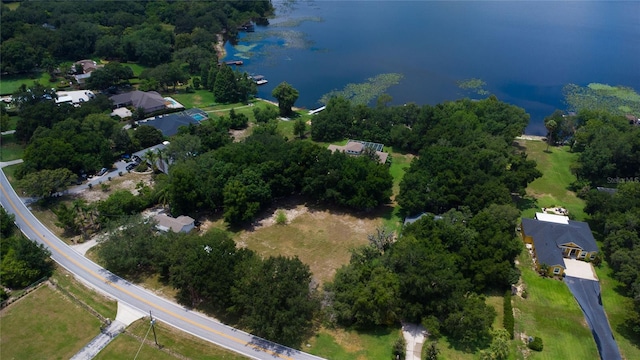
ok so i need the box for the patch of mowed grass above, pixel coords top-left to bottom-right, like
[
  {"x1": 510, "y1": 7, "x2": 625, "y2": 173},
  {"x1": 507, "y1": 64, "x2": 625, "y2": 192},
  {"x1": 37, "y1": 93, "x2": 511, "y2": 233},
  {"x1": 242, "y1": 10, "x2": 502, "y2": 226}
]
[
  {"x1": 171, "y1": 90, "x2": 217, "y2": 109},
  {"x1": 306, "y1": 326, "x2": 399, "y2": 360},
  {"x1": 0, "y1": 71, "x2": 51, "y2": 95},
  {"x1": 595, "y1": 264, "x2": 640, "y2": 359},
  {"x1": 517, "y1": 140, "x2": 585, "y2": 221},
  {"x1": 123, "y1": 62, "x2": 149, "y2": 77},
  {"x1": 0, "y1": 133, "x2": 25, "y2": 161},
  {"x1": 513, "y1": 253, "x2": 599, "y2": 360},
  {"x1": 0, "y1": 285, "x2": 101, "y2": 360},
  {"x1": 52, "y1": 267, "x2": 117, "y2": 319},
  {"x1": 96, "y1": 318, "x2": 248, "y2": 360}
]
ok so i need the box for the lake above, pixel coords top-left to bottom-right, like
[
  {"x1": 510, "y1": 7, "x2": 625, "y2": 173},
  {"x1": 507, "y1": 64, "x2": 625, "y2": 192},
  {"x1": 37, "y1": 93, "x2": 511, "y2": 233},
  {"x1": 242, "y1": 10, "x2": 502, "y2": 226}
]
[{"x1": 225, "y1": 0, "x2": 640, "y2": 135}]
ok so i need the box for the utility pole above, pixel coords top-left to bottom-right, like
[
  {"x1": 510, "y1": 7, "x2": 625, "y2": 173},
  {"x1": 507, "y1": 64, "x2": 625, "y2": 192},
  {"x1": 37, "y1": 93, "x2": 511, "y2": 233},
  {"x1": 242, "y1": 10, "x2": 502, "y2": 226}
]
[{"x1": 149, "y1": 310, "x2": 159, "y2": 347}]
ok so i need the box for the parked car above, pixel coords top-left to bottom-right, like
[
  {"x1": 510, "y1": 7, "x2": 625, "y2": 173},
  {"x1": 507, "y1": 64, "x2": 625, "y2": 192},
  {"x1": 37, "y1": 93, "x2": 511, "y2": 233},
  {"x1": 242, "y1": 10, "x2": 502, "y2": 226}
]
[
  {"x1": 97, "y1": 167, "x2": 108, "y2": 176},
  {"x1": 126, "y1": 163, "x2": 136, "y2": 171}
]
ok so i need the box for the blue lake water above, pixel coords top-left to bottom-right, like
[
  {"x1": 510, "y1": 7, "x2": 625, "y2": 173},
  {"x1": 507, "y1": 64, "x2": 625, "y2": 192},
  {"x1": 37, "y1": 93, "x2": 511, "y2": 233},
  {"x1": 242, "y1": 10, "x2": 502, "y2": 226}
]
[{"x1": 225, "y1": 0, "x2": 640, "y2": 135}]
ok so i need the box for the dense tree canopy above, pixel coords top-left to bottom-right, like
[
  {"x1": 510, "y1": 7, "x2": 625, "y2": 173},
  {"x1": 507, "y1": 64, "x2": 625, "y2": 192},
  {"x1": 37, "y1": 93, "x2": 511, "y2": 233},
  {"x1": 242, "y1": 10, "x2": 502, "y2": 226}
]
[
  {"x1": 0, "y1": 1, "x2": 272, "y2": 72},
  {"x1": 584, "y1": 182, "x2": 640, "y2": 336},
  {"x1": 167, "y1": 134, "x2": 392, "y2": 225},
  {"x1": 0, "y1": 228, "x2": 54, "y2": 289}
]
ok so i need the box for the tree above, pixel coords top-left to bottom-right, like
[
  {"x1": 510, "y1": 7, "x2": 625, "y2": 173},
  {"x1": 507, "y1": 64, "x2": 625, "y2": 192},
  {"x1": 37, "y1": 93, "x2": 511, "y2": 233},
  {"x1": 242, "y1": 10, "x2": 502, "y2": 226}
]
[
  {"x1": 169, "y1": 230, "x2": 251, "y2": 308},
  {"x1": 327, "y1": 248, "x2": 400, "y2": 328},
  {"x1": 167, "y1": 134, "x2": 202, "y2": 162},
  {"x1": 479, "y1": 328, "x2": 511, "y2": 360},
  {"x1": 0, "y1": 235, "x2": 54, "y2": 289},
  {"x1": 443, "y1": 293, "x2": 495, "y2": 350},
  {"x1": 223, "y1": 169, "x2": 272, "y2": 225},
  {"x1": 253, "y1": 106, "x2": 278, "y2": 123},
  {"x1": 232, "y1": 255, "x2": 319, "y2": 347},
  {"x1": 544, "y1": 119, "x2": 557, "y2": 152},
  {"x1": 213, "y1": 64, "x2": 236, "y2": 103},
  {"x1": 96, "y1": 216, "x2": 157, "y2": 278},
  {"x1": 272, "y1": 82, "x2": 299, "y2": 117},
  {"x1": 424, "y1": 342, "x2": 440, "y2": 360},
  {"x1": 133, "y1": 125, "x2": 164, "y2": 149},
  {"x1": 18, "y1": 168, "x2": 74, "y2": 198},
  {"x1": 0, "y1": 207, "x2": 15, "y2": 238},
  {"x1": 54, "y1": 203, "x2": 79, "y2": 235},
  {"x1": 294, "y1": 118, "x2": 306, "y2": 139}
]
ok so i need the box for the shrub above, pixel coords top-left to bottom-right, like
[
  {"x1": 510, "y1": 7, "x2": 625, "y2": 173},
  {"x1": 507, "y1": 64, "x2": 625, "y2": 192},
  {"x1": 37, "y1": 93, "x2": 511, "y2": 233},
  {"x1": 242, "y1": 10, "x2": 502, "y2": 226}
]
[
  {"x1": 392, "y1": 334, "x2": 406, "y2": 360},
  {"x1": 275, "y1": 210, "x2": 287, "y2": 225},
  {"x1": 528, "y1": 336, "x2": 543, "y2": 352},
  {"x1": 119, "y1": 171, "x2": 123, "y2": 176},
  {"x1": 503, "y1": 290, "x2": 514, "y2": 339}
]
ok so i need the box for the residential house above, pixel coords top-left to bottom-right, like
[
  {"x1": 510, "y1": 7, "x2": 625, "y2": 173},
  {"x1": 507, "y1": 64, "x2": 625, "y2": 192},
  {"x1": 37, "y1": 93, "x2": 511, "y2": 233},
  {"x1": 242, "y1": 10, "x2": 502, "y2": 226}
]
[
  {"x1": 327, "y1": 140, "x2": 389, "y2": 165},
  {"x1": 73, "y1": 60, "x2": 100, "y2": 84},
  {"x1": 138, "y1": 112, "x2": 200, "y2": 137},
  {"x1": 110, "y1": 91, "x2": 167, "y2": 114},
  {"x1": 521, "y1": 213, "x2": 599, "y2": 276},
  {"x1": 154, "y1": 214, "x2": 195, "y2": 233}
]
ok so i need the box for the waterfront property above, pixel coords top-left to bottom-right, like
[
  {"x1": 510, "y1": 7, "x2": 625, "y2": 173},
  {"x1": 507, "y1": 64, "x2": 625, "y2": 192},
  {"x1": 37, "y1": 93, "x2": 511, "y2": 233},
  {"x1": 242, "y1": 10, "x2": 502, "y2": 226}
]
[
  {"x1": 521, "y1": 212, "x2": 599, "y2": 276},
  {"x1": 327, "y1": 140, "x2": 389, "y2": 165},
  {"x1": 110, "y1": 90, "x2": 167, "y2": 114}
]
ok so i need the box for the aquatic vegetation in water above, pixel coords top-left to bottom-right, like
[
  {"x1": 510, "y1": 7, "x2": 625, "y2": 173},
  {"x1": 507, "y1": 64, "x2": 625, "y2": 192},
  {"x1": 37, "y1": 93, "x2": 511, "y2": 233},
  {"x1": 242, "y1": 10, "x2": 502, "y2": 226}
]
[
  {"x1": 270, "y1": 16, "x2": 324, "y2": 28},
  {"x1": 319, "y1": 73, "x2": 404, "y2": 105},
  {"x1": 241, "y1": 30, "x2": 315, "y2": 50},
  {"x1": 563, "y1": 83, "x2": 640, "y2": 116},
  {"x1": 457, "y1": 78, "x2": 489, "y2": 96}
]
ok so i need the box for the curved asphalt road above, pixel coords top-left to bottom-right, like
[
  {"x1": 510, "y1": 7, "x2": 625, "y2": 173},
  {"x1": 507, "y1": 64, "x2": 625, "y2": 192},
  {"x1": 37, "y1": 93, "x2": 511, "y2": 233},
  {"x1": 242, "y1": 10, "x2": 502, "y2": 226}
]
[{"x1": 0, "y1": 170, "x2": 324, "y2": 360}]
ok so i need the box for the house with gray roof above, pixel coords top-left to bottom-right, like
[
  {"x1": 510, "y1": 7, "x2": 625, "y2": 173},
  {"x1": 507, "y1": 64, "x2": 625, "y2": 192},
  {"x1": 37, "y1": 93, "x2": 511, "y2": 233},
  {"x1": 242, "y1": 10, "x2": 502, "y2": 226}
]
[
  {"x1": 138, "y1": 112, "x2": 200, "y2": 137},
  {"x1": 110, "y1": 91, "x2": 167, "y2": 114},
  {"x1": 521, "y1": 213, "x2": 599, "y2": 276}
]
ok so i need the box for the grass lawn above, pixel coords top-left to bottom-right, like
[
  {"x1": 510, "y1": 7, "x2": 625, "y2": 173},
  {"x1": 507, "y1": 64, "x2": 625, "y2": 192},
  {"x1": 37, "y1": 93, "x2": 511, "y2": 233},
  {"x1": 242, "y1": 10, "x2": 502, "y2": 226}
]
[
  {"x1": 51, "y1": 267, "x2": 118, "y2": 320},
  {"x1": 594, "y1": 264, "x2": 640, "y2": 359},
  {"x1": 123, "y1": 62, "x2": 149, "y2": 77},
  {"x1": 0, "y1": 71, "x2": 51, "y2": 95},
  {"x1": 171, "y1": 90, "x2": 217, "y2": 109},
  {"x1": 0, "y1": 133, "x2": 25, "y2": 161},
  {"x1": 306, "y1": 326, "x2": 400, "y2": 360},
  {"x1": 516, "y1": 140, "x2": 585, "y2": 221},
  {"x1": 96, "y1": 318, "x2": 248, "y2": 360},
  {"x1": 513, "y1": 252, "x2": 599, "y2": 360},
  {"x1": 0, "y1": 284, "x2": 102, "y2": 360}
]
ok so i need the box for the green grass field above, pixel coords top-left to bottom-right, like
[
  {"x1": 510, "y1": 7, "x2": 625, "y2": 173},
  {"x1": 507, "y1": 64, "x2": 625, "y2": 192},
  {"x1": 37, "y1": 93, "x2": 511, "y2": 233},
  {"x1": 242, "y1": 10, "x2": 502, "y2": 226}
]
[
  {"x1": 595, "y1": 264, "x2": 640, "y2": 359},
  {"x1": 96, "y1": 318, "x2": 248, "y2": 360},
  {"x1": 51, "y1": 267, "x2": 118, "y2": 319},
  {"x1": 171, "y1": 90, "x2": 218, "y2": 109},
  {"x1": 514, "y1": 253, "x2": 599, "y2": 360},
  {"x1": 516, "y1": 140, "x2": 586, "y2": 221},
  {"x1": 0, "y1": 133, "x2": 25, "y2": 161},
  {"x1": 0, "y1": 284, "x2": 102, "y2": 359},
  {"x1": 306, "y1": 327, "x2": 400, "y2": 360},
  {"x1": 0, "y1": 71, "x2": 51, "y2": 95}
]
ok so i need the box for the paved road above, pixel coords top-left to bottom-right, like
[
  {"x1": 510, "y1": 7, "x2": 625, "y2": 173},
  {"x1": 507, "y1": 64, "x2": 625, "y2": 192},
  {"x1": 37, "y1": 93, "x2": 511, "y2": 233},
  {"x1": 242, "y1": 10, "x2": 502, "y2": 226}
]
[{"x1": 0, "y1": 170, "x2": 325, "y2": 360}]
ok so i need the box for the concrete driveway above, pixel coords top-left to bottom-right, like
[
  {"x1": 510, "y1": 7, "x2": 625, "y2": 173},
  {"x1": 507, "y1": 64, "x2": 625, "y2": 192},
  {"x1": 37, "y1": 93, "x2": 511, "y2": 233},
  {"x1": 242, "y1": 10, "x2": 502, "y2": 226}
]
[{"x1": 564, "y1": 258, "x2": 598, "y2": 281}]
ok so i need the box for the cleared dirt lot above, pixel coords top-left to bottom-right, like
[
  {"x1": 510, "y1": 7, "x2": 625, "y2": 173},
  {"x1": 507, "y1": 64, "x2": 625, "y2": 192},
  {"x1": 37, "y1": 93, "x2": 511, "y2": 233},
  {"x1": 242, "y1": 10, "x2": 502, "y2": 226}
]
[{"x1": 234, "y1": 202, "x2": 385, "y2": 284}]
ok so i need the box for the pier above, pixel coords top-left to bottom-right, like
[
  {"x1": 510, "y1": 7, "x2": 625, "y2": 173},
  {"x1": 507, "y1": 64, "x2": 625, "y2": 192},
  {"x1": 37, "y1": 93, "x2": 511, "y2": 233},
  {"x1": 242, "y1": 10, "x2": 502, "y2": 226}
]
[{"x1": 308, "y1": 106, "x2": 326, "y2": 115}]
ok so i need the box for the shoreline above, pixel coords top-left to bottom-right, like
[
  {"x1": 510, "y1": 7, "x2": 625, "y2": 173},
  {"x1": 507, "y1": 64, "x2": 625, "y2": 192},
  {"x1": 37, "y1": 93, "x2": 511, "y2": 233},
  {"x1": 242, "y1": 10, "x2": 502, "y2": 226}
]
[{"x1": 215, "y1": 34, "x2": 226, "y2": 60}]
